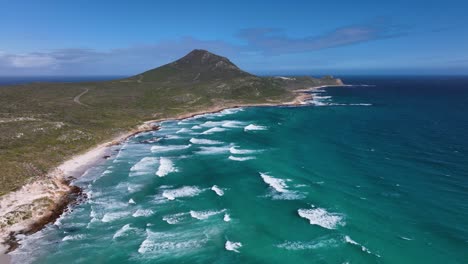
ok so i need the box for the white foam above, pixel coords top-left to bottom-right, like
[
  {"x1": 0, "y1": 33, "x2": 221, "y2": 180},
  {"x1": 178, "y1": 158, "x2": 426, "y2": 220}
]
[
  {"x1": 102, "y1": 211, "x2": 130, "y2": 222},
  {"x1": 276, "y1": 239, "x2": 337, "y2": 250},
  {"x1": 162, "y1": 186, "x2": 203, "y2": 200},
  {"x1": 191, "y1": 125, "x2": 203, "y2": 129},
  {"x1": 130, "y1": 157, "x2": 158, "y2": 176},
  {"x1": 223, "y1": 213, "x2": 231, "y2": 222},
  {"x1": 225, "y1": 241, "x2": 242, "y2": 253},
  {"x1": 211, "y1": 185, "x2": 224, "y2": 196},
  {"x1": 228, "y1": 155, "x2": 256, "y2": 161},
  {"x1": 132, "y1": 209, "x2": 154, "y2": 217},
  {"x1": 201, "y1": 127, "x2": 226, "y2": 135},
  {"x1": 162, "y1": 212, "x2": 187, "y2": 224},
  {"x1": 62, "y1": 234, "x2": 86, "y2": 242},
  {"x1": 229, "y1": 146, "x2": 257, "y2": 154},
  {"x1": 190, "y1": 138, "x2": 223, "y2": 145},
  {"x1": 190, "y1": 209, "x2": 225, "y2": 220},
  {"x1": 165, "y1": 135, "x2": 182, "y2": 140},
  {"x1": 138, "y1": 235, "x2": 205, "y2": 254},
  {"x1": 399, "y1": 236, "x2": 413, "y2": 241},
  {"x1": 156, "y1": 157, "x2": 177, "y2": 177},
  {"x1": 128, "y1": 198, "x2": 136, "y2": 204},
  {"x1": 297, "y1": 206, "x2": 344, "y2": 229},
  {"x1": 113, "y1": 224, "x2": 136, "y2": 239},
  {"x1": 244, "y1": 124, "x2": 267, "y2": 131},
  {"x1": 344, "y1": 235, "x2": 380, "y2": 257},
  {"x1": 221, "y1": 121, "x2": 245, "y2": 128},
  {"x1": 176, "y1": 128, "x2": 191, "y2": 134},
  {"x1": 151, "y1": 144, "x2": 191, "y2": 153},
  {"x1": 197, "y1": 145, "x2": 231, "y2": 155},
  {"x1": 200, "y1": 121, "x2": 224, "y2": 127},
  {"x1": 260, "y1": 173, "x2": 288, "y2": 193}
]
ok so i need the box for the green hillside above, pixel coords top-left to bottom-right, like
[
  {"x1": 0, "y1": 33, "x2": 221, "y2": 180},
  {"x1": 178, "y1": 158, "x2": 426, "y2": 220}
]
[{"x1": 0, "y1": 49, "x2": 342, "y2": 194}]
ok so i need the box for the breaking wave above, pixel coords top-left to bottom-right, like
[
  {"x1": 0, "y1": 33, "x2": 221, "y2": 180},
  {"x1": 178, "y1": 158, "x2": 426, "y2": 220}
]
[
  {"x1": 189, "y1": 138, "x2": 223, "y2": 145},
  {"x1": 228, "y1": 155, "x2": 256, "y2": 161},
  {"x1": 244, "y1": 124, "x2": 267, "y2": 131},
  {"x1": 162, "y1": 186, "x2": 204, "y2": 200},
  {"x1": 151, "y1": 144, "x2": 191, "y2": 153},
  {"x1": 297, "y1": 206, "x2": 344, "y2": 229},
  {"x1": 156, "y1": 157, "x2": 177, "y2": 177},
  {"x1": 211, "y1": 185, "x2": 224, "y2": 196},
  {"x1": 225, "y1": 240, "x2": 242, "y2": 253}
]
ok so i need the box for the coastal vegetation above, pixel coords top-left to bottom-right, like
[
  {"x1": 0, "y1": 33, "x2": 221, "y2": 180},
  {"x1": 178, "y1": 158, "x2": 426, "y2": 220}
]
[{"x1": 0, "y1": 49, "x2": 342, "y2": 194}]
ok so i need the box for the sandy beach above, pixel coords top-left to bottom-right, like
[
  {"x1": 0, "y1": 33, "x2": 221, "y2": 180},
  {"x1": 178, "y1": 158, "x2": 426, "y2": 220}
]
[{"x1": 0, "y1": 86, "x2": 323, "y2": 255}]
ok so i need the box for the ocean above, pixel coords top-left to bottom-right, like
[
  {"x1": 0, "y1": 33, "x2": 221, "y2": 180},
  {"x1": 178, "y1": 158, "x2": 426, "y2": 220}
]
[{"x1": 10, "y1": 76, "x2": 468, "y2": 263}]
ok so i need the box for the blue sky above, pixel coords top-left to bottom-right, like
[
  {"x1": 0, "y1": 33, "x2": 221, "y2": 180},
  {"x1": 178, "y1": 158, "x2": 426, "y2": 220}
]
[{"x1": 0, "y1": 0, "x2": 467, "y2": 76}]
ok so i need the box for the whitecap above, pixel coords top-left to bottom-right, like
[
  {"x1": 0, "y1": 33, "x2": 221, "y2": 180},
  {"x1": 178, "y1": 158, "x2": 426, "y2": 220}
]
[
  {"x1": 196, "y1": 145, "x2": 231, "y2": 155},
  {"x1": 130, "y1": 157, "x2": 158, "y2": 176},
  {"x1": 191, "y1": 125, "x2": 203, "y2": 129},
  {"x1": 200, "y1": 121, "x2": 224, "y2": 127},
  {"x1": 162, "y1": 212, "x2": 188, "y2": 224},
  {"x1": 211, "y1": 185, "x2": 224, "y2": 196},
  {"x1": 189, "y1": 209, "x2": 225, "y2": 220},
  {"x1": 156, "y1": 157, "x2": 177, "y2": 177},
  {"x1": 128, "y1": 198, "x2": 136, "y2": 204},
  {"x1": 151, "y1": 144, "x2": 191, "y2": 153},
  {"x1": 190, "y1": 138, "x2": 223, "y2": 145},
  {"x1": 228, "y1": 155, "x2": 256, "y2": 161},
  {"x1": 277, "y1": 238, "x2": 338, "y2": 250},
  {"x1": 176, "y1": 128, "x2": 192, "y2": 134},
  {"x1": 113, "y1": 224, "x2": 137, "y2": 239},
  {"x1": 62, "y1": 234, "x2": 86, "y2": 242},
  {"x1": 132, "y1": 209, "x2": 154, "y2": 217},
  {"x1": 162, "y1": 186, "x2": 204, "y2": 200},
  {"x1": 138, "y1": 235, "x2": 205, "y2": 254},
  {"x1": 102, "y1": 212, "x2": 130, "y2": 222},
  {"x1": 398, "y1": 236, "x2": 413, "y2": 241},
  {"x1": 223, "y1": 213, "x2": 231, "y2": 222},
  {"x1": 201, "y1": 127, "x2": 226, "y2": 135},
  {"x1": 260, "y1": 173, "x2": 288, "y2": 193},
  {"x1": 229, "y1": 146, "x2": 257, "y2": 154},
  {"x1": 221, "y1": 121, "x2": 245, "y2": 128},
  {"x1": 297, "y1": 206, "x2": 344, "y2": 229},
  {"x1": 225, "y1": 240, "x2": 242, "y2": 253},
  {"x1": 244, "y1": 124, "x2": 267, "y2": 131},
  {"x1": 344, "y1": 235, "x2": 381, "y2": 257}
]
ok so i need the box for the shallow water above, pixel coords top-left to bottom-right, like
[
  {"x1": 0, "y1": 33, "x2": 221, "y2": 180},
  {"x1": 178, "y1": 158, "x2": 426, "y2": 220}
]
[{"x1": 11, "y1": 77, "x2": 468, "y2": 263}]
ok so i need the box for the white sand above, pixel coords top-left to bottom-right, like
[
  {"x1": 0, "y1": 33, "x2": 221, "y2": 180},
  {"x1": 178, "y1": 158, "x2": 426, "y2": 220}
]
[{"x1": 0, "y1": 89, "x2": 320, "y2": 254}]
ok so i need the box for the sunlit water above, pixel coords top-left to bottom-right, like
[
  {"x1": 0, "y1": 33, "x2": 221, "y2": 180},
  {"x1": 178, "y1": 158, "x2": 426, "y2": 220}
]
[{"x1": 11, "y1": 77, "x2": 468, "y2": 263}]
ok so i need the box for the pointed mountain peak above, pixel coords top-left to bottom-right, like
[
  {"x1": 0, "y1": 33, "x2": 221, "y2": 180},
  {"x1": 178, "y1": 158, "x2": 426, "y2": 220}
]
[
  {"x1": 136, "y1": 49, "x2": 253, "y2": 83},
  {"x1": 171, "y1": 49, "x2": 240, "y2": 71}
]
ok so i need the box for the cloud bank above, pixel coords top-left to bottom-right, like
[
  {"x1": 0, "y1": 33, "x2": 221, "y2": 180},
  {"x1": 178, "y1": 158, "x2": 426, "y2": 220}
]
[{"x1": 0, "y1": 21, "x2": 406, "y2": 75}]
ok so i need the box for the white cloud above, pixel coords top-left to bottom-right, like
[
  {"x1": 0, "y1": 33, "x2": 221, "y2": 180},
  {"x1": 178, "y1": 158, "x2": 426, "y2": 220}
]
[{"x1": 9, "y1": 54, "x2": 57, "y2": 68}]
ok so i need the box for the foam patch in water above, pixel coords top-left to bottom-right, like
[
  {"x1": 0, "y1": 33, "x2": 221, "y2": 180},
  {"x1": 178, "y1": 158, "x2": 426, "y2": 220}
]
[
  {"x1": 162, "y1": 186, "x2": 204, "y2": 200},
  {"x1": 297, "y1": 206, "x2": 344, "y2": 229}
]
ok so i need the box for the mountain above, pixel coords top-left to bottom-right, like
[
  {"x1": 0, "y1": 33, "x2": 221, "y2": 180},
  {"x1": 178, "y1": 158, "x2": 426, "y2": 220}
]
[
  {"x1": 134, "y1": 49, "x2": 253, "y2": 83},
  {"x1": 0, "y1": 49, "x2": 343, "y2": 195}
]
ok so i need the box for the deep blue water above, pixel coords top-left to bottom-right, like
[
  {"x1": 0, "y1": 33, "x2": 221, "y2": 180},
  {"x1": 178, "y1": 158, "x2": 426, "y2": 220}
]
[{"x1": 9, "y1": 76, "x2": 468, "y2": 263}]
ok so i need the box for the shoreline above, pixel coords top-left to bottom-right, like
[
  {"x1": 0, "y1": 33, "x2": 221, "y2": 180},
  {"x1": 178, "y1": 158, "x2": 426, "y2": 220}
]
[{"x1": 0, "y1": 85, "x2": 330, "y2": 255}]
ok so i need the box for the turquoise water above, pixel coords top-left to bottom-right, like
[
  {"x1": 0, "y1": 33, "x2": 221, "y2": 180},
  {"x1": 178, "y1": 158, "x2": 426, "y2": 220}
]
[{"x1": 11, "y1": 77, "x2": 468, "y2": 263}]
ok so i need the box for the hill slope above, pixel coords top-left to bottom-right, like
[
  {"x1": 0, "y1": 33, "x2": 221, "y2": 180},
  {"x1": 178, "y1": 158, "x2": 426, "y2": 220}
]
[{"x1": 0, "y1": 49, "x2": 342, "y2": 194}]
